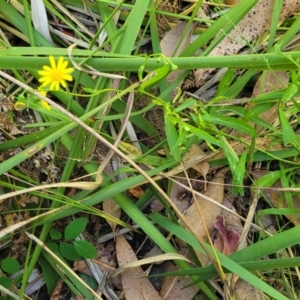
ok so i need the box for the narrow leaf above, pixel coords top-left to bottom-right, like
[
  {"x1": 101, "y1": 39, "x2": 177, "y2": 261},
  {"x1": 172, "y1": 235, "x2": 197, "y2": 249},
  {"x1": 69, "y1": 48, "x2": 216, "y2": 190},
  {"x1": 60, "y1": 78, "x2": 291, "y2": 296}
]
[
  {"x1": 278, "y1": 107, "x2": 296, "y2": 145},
  {"x1": 31, "y1": 0, "x2": 54, "y2": 44}
]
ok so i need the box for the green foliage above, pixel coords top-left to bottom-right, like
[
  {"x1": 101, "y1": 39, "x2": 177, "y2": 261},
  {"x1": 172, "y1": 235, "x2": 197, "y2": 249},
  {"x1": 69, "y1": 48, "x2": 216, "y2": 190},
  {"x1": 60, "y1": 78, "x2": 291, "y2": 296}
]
[
  {"x1": 64, "y1": 217, "x2": 88, "y2": 240},
  {"x1": 53, "y1": 217, "x2": 98, "y2": 260},
  {"x1": 0, "y1": 277, "x2": 12, "y2": 289},
  {"x1": 49, "y1": 228, "x2": 62, "y2": 240},
  {"x1": 1, "y1": 258, "x2": 20, "y2": 274},
  {"x1": 59, "y1": 242, "x2": 82, "y2": 261},
  {"x1": 73, "y1": 241, "x2": 97, "y2": 259}
]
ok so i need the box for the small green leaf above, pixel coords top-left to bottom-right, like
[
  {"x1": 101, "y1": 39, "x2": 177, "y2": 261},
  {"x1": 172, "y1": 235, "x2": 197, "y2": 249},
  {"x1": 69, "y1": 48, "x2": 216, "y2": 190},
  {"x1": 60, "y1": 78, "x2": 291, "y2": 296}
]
[
  {"x1": 165, "y1": 117, "x2": 181, "y2": 161},
  {"x1": 254, "y1": 169, "x2": 282, "y2": 187},
  {"x1": 173, "y1": 98, "x2": 196, "y2": 113},
  {"x1": 232, "y1": 151, "x2": 247, "y2": 195},
  {"x1": 186, "y1": 124, "x2": 221, "y2": 147},
  {"x1": 291, "y1": 97, "x2": 300, "y2": 111},
  {"x1": 140, "y1": 64, "x2": 174, "y2": 91},
  {"x1": 207, "y1": 115, "x2": 257, "y2": 137},
  {"x1": 283, "y1": 83, "x2": 298, "y2": 101},
  {"x1": 59, "y1": 242, "x2": 81, "y2": 261},
  {"x1": 49, "y1": 228, "x2": 62, "y2": 240},
  {"x1": 0, "y1": 277, "x2": 12, "y2": 289},
  {"x1": 74, "y1": 241, "x2": 97, "y2": 259},
  {"x1": 79, "y1": 274, "x2": 98, "y2": 290},
  {"x1": 64, "y1": 217, "x2": 88, "y2": 240},
  {"x1": 278, "y1": 107, "x2": 296, "y2": 146},
  {"x1": 1, "y1": 258, "x2": 20, "y2": 274},
  {"x1": 220, "y1": 136, "x2": 239, "y2": 175},
  {"x1": 243, "y1": 103, "x2": 276, "y2": 122},
  {"x1": 216, "y1": 68, "x2": 234, "y2": 96}
]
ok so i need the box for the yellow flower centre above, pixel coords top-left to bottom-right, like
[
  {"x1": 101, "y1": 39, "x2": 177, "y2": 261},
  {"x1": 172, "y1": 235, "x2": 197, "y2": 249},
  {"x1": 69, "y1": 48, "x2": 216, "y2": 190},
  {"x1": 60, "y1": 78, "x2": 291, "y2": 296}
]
[{"x1": 52, "y1": 70, "x2": 63, "y2": 81}]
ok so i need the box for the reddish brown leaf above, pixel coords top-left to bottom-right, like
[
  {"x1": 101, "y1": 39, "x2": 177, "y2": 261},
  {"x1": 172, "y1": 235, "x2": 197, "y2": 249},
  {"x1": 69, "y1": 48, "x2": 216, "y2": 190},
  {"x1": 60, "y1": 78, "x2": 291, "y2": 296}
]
[{"x1": 213, "y1": 215, "x2": 240, "y2": 255}]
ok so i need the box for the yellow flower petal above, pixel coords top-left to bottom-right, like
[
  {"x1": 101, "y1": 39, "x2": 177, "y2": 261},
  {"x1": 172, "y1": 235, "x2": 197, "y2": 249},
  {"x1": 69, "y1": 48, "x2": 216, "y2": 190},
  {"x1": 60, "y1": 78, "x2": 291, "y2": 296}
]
[
  {"x1": 49, "y1": 56, "x2": 56, "y2": 69},
  {"x1": 60, "y1": 80, "x2": 67, "y2": 88},
  {"x1": 39, "y1": 77, "x2": 50, "y2": 83},
  {"x1": 64, "y1": 67, "x2": 74, "y2": 74},
  {"x1": 63, "y1": 74, "x2": 73, "y2": 81},
  {"x1": 38, "y1": 70, "x2": 50, "y2": 77},
  {"x1": 40, "y1": 100, "x2": 51, "y2": 110},
  {"x1": 57, "y1": 57, "x2": 64, "y2": 69},
  {"x1": 38, "y1": 86, "x2": 47, "y2": 97}
]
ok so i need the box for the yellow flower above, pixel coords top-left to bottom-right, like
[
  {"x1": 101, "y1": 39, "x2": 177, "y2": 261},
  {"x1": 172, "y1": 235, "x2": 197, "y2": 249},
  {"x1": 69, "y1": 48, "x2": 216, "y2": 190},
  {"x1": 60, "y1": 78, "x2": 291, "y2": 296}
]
[
  {"x1": 38, "y1": 86, "x2": 47, "y2": 97},
  {"x1": 37, "y1": 86, "x2": 51, "y2": 110},
  {"x1": 38, "y1": 56, "x2": 74, "y2": 91},
  {"x1": 40, "y1": 100, "x2": 51, "y2": 110},
  {"x1": 14, "y1": 101, "x2": 26, "y2": 111}
]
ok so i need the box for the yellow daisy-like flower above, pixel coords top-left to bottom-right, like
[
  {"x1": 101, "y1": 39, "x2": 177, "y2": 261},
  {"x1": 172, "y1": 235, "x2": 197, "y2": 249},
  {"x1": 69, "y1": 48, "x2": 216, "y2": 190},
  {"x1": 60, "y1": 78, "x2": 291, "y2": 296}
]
[{"x1": 38, "y1": 56, "x2": 74, "y2": 91}]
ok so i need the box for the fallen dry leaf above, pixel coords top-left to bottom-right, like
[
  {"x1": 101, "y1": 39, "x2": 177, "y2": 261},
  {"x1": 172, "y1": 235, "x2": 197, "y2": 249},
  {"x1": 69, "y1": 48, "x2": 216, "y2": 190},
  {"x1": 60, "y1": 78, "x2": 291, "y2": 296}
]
[
  {"x1": 221, "y1": 199, "x2": 244, "y2": 239},
  {"x1": 103, "y1": 198, "x2": 121, "y2": 232},
  {"x1": 170, "y1": 176, "x2": 193, "y2": 213},
  {"x1": 178, "y1": 168, "x2": 227, "y2": 266},
  {"x1": 116, "y1": 235, "x2": 162, "y2": 300},
  {"x1": 160, "y1": 261, "x2": 199, "y2": 300},
  {"x1": 50, "y1": 279, "x2": 64, "y2": 300},
  {"x1": 161, "y1": 21, "x2": 195, "y2": 85},
  {"x1": 188, "y1": 144, "x2": 210, "y2": 181},
  {"x1": 128, "y1": 186, "x2": 144, "y2": 199},
  {"x1": 250, "y1": 70, "x2": 289, "y2": 134},
  {"x1": 170, "y1": 144, "x2": 209, "y2": 213},
  {"x1": 233, "y1": 278, "x2": 265, "y2": 300},
  {"x1": 194, "y1": 0, "x2": 300, "y2": 86},
  {"x1": 184, "y1": 168, "x2": 226, "y2": 240}
]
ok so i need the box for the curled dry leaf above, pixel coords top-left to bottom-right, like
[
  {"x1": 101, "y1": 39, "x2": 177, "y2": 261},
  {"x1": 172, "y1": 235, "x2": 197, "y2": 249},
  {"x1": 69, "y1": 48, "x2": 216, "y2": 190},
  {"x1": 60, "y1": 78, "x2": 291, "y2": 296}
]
[
  {"x1": 113, "y1": 252, "x2": 191, "y2": 277},
  {"x1": 50, "y1": 279, "x2": 64, "y2": 300},
  {"x1": 128, "y1": 186, "x2": 144, "y2": 199},
  {"x1": 213, "y1": 215, "x2": 240, "y2": 255},
  {"x1": 221, "y1": 199, "x2": 244, "y2": 239},
  {"x1": 218, "y1": 201, "x2": 263, "y2": 299}
]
